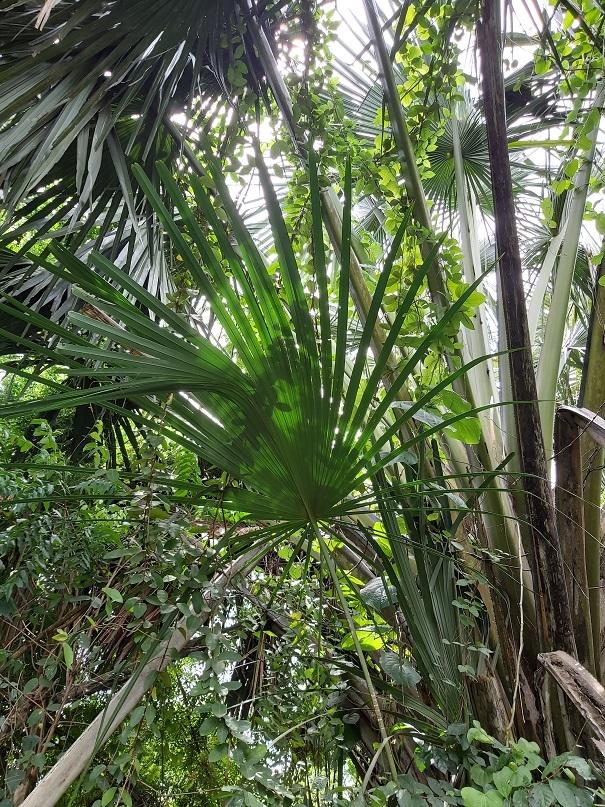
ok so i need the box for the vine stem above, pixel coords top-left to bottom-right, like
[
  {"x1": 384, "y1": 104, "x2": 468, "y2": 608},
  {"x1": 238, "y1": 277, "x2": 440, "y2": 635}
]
[{"x1": 310, "y1": 518, "x2": 399, "y2": 781}]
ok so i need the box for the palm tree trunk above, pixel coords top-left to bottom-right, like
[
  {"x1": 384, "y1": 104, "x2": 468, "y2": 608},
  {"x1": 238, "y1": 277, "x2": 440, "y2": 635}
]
[{"x1": 477, "y1": 0, "x2": 576, "y2": 660}]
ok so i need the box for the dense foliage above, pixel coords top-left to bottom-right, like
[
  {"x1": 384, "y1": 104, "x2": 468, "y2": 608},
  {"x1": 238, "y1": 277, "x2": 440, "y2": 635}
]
[{"x1": 1, "y1": 0, "x2": 605, "y2": 805}]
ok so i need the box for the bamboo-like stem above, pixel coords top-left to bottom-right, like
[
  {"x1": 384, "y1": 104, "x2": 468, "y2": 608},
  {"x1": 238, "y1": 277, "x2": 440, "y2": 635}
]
[
  {"x1": 579, "y1": 253, "x2": 605, "y2": 680},
  {"x1": 19, "y1": 549, "x2": 260, "y2": 807}
]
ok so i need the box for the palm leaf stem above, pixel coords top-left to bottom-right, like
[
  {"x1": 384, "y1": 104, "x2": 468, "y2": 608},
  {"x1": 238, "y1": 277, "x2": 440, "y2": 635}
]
[
  {"x1": 312, "y1": 521, "x2": 399, "y2": 780},
  {"x1": 451, "y1": 114, "x2": 498, "y2": 430},
  {"x1": 578, "y1": 254, "x2": 605, "y2": 679},
  {"x1": 536, "y1": 80, "x2": 605, "y2": 456}
]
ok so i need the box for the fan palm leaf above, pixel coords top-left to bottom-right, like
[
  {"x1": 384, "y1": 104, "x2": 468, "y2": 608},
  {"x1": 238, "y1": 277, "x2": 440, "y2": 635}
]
[
  {"x1": 1, "y1": 154, "x2": 486, "y2": 519},
  {"x1": 0, "y1": 152, "x2": 491, "y2": 724},
  {"x1": 0, "y1": 0, "x2": 282, "y2": 309},
  {"x1": 333, "y1": 49, "x2": 564, "y2": 219},
  {"x1": 0, "y1": 0, "x2": 265, "y2": 207}
]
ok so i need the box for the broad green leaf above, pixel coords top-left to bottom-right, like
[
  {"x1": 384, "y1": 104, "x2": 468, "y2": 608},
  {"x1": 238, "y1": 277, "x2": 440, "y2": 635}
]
[
  {"x1": 379, "y1": 650, "x2": 421, "y2": 687},
  {"x1": 102, "y1": 587, "x2": 123, "y2": 603},
  {"x1": 200, "y1": 717, "x2": 221, "y2": 736},
  {"x1": 62, "y1": 643, "x2": 74, "y2": 669},
  {"x1": 447, "y1": 416, "x2": 482, "y2": 445},
  {"x1": 211, "y1": 702, "x2": 228, "y2": 718},
  {"x1": 101, "y1": 788, "x2": 117, "y2": 807},
  {"x1": 493, "y1": 767, "x2": 514, "y2": 797},
  {"x1": 494, "y1": 766, "x2": 531, "y2": 797},
  {"x1": 129, "y1": 705, "x2": 146, "y2": 727},
  {"x1": 208, "y1": 743, "x2": 229, "y2": 763},
  {"x1": 471, "y1": 765, "x2": 491, "y2": 787},
  {"x1": 544, "y1": 754, "x2": 592, "y2": 780},
  {"x1": 549, "y1": 779, "x2": 590, "y2": 807},
  {"x1": 461, "y1": 787, "x2": 504, "y2": 807},
  {"x1": 246, "y1": 744, "x2": 268, "y2": 765},
  {"x1": 467, "y1": 724, "x2": 497, "y2": 745},
  {"x1": 529, "y1": 783, "x2": 555, "y2": 807},
  {"x1": 342, "y1": 629, "x2": 384, "y2": 652}
]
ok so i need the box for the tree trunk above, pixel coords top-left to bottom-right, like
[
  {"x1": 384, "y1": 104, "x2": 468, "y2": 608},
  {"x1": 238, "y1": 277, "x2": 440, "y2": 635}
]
[
  {"x1": 554, "y1": 410, "x2": 592, "y2": 671},
  {"x1": 477, "y1": 0, "x2": 576, "y2": 660}
]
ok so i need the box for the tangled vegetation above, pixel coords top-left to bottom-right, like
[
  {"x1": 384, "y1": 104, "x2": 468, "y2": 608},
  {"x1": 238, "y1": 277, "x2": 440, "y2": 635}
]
[{"x1": 1, "y1": 0, "x2": 605, "y2": 805}]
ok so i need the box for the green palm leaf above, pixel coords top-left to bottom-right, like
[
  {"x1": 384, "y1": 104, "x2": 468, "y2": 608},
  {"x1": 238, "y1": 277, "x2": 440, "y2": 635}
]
[
  {"x1": 0, "y1": 151, "x2": 495, "y2": 726},
  {"x1": 1, "y1": 154, "x2": 487, "y2": 523}
]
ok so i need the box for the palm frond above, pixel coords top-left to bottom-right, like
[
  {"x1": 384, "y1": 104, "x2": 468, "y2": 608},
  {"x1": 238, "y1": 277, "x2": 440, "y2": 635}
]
[
  {"x1": 333, "y1": 54, "x2": 565, "y2": 220},
  {"x1": 0, "y1": 0, "x2": 283, "y2": 308},
  {"x1": 0, "y1": 151, "x2": 493, "y2": 725}
]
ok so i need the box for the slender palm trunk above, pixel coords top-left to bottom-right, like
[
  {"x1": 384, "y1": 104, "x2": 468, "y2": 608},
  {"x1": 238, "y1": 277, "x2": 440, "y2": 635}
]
[
  {"x1": 477, "y1": 0, "x2": 576, "y2": 662},
  {"x1": 579, "y1": 253, "x2": 605, "y2": 679}
]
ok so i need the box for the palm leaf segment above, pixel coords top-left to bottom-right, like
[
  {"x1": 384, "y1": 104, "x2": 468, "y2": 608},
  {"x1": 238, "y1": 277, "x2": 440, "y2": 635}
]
[{"x1": 1, "y1": 152, "x2": 485, "y2": 527}]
